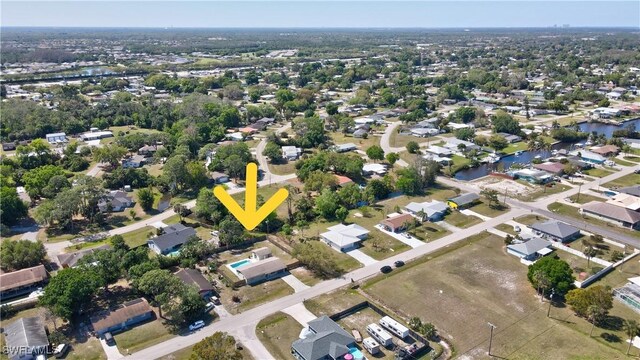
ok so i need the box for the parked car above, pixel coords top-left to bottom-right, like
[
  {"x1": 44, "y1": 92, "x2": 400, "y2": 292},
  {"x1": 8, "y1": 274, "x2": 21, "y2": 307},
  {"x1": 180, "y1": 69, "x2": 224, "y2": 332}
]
[
  {"x1": 205, "y1": 302, "x2": 215, "y2": 312},
  {"x1": 236, "y1": 341, "x2": 243, "y2": 350},
  {"x1": 211, "y1": 296, "x2": 221, "y2": 305},
  {"x1": 380, "y1": 266, "x2": 392, "y2": 274},
  {"x1": 104, "y1": 332, "x2": 115, "y2": 346},
  {"x1": 394, "y1": 260, "x2": 405, "y2": 268},
  {"x1": 53, "y1": 344, "x2": 69, "y2": 359},
  {"x1": 402, "y1": 232, "x2": 412, "y2": 239},
  {"x1": 352, "y1": 329, "x2": 363, "y2": 343},
  {"x1": 635, "y1": 169, "x2": 640, "y2": 174},
  {"x1": 514, "y1": 225, "x2": 521, "y2": 233},
  {"x1": 189, "y1": 320, "x2": 205, "y2": 331}
]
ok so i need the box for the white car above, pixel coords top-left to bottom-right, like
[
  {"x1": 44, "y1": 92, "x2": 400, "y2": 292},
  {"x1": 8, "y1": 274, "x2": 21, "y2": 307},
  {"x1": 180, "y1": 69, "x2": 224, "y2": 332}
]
[
  {"x1": 205, "y1": 302, "x2": 215, "y2": 312},
  {"x1": 514, "y1": 225, "x2": 521, "y2": 233},
  {"x1": 189, "y1": 320, "x2": 205, "y2": 331}
]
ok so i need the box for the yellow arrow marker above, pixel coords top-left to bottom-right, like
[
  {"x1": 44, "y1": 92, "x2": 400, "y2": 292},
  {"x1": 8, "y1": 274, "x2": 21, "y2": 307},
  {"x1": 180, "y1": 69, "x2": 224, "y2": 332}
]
[{"x1": 213, "y1": 163, "x2": 289, "y2": 231}]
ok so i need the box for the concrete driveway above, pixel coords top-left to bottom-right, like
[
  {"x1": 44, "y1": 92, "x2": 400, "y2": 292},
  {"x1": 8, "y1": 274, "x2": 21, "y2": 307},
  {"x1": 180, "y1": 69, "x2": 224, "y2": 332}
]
[
  {"x1": 346, "y1": 249, "x2": 377, "y2": 266},
  {"x1": 281, "y1": 274, "x2": 310, "y2": 292},
  {"x1": 98, "y1": 337, "x2": 123, "y2": 360},
  {"x1": 374, "y1": 224, "x2": 424, "y2": 248},
  {"x1": 282, "y1": 303, "x2": 317, "y2": 326}
]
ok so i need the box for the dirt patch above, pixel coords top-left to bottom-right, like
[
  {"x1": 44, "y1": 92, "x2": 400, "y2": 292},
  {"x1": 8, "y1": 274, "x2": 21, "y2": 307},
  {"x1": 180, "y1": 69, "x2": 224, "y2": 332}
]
[{"x1": 474, "y1": 177, "x2": 534, "y2": 198}]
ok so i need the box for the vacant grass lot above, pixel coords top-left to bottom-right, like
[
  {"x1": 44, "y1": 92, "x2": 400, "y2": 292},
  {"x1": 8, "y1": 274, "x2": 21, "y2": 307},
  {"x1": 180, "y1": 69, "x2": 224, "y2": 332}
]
[
  {"x1": 467, "y1": 201, "x2": 510, "y2": 218},
  {"x1": 256, "y1": 312, "x2": 303, "y2": 360},
  {"x1": 568, "y1": 193, "x2": 606, "y2": 204},
  {"x1": 222, "y1": 279, "x2": 294, "y2": 314},
  {"x1": 515, "y1": 183, "x2": 572, "y2": 202},
  {"x1": 305, "y1": 289, "x2": 369, "y2": 316},
  {"x1": 502, "y1": 141, "x2": 528, "y2": 155},
  {"x1": 359, "y1": 233, "x2": 410, "y2": 260},
  {"x1": 114, "y1": 319, "x2": 174, "y2": 354},
  {"x1": 363, "y1": 232, "x2": 625, "y2": 359},
  {"x1": 268, "y1": 161, "x2": 297, "y2": 175},
  {"x1": 612, "y1": 157, "x2": 636, "y2": 167},
  {"x1": 409, "y1": 222, "x2": 450, "y2": 242},
  {"x1": 584, "y1": 168, "x2": 614, "y2": 178},
  {"x1": 603, "y1": 173, "x2": 640, "y2": 189},
  {"x1": 548, "y1": 202, "x2": 640, "y2": 239},
  {"x1": 330, "y1": 132, "x2": 380, "y2": 150},
  {"x1": 444, "y1": 211, "x2": 482, "y2": 228}
]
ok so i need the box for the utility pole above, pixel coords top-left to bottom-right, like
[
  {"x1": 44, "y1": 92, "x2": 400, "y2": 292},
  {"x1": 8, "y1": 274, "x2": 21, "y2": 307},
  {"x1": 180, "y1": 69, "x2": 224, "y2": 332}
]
[
  {"x1": 487, "y1": 322, "x2": 497, "y2": 356},
  {"x1": 576, "y1": 183, "x2": 582, "y2": 203},
  {"x1": 503, "y1": 189, "x2": 509, "y2": 205},
  {"x1": 547, "y1": 289, "x2": 555, "y2": 317}
]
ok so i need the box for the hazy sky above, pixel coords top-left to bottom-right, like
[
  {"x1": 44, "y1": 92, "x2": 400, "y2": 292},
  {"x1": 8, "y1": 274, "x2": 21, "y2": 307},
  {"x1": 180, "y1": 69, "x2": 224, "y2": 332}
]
[{"x1": 2, "y1": 1, "x2": 639, "y2": 28}]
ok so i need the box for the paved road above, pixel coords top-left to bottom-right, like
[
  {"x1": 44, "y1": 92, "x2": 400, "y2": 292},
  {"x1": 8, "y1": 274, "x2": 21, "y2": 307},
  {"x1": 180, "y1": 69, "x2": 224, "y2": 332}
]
[
  {"x1": 255, "y1": 122, "x2": 293, "y2": 185},
  {"x1": 86, "y1": 162, "x2": 106, "y2": 177},
  {"x1": 129, "y1": 208, "x2": 527, "y2": 360}
]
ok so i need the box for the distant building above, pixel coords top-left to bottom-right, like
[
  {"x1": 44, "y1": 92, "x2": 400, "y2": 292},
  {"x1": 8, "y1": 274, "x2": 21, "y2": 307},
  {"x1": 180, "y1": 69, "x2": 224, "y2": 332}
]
[
  {"x1": 362, "y1": 163, "x2": 387, "y2": 176},
  {"x1": 404, "y1": 200, "x2": 448, "y2": 222},
  {"x1": 282, "y1": 146, "x2": 302, "y2": 161},
  {"x1": 590, "y1": 145, "x2": 619, "y2": 157},
  {"x1": 380, "y1": 213, "x2": 415, "y2": 233},
  {"x1": 497, "y1": 132, "x2": 522, "y2": 143},
  {"x1": 91, "y1": 298, "x2": 154, "y2": 336},
  {"x1": 334, "y1": 143, "x2": 358, "y2": 153},
  {"x1": 98, "y1": 190, "x2": 134, "y2": 212},
  {"x1": 513, "y1": 168, "x2": 554, "y2": 184},
  {"x1": 81, "y1": 130, "x2": 113, "y2": 141},
  {"x1": 121, "y1": 154, "x2": 146, "y2": 168},
  {"x1": 210, "y1": 171, "x2": 229, "y2": 184},
  {"x1": 607, "y1": 193, "x2": 640, "y2": 211},
  {"x1": 533, "y1": 162, "x2": 565, "y2": 176},
  {"x1": 45, "y1": 132, "x2": 67, "y2": 144}
]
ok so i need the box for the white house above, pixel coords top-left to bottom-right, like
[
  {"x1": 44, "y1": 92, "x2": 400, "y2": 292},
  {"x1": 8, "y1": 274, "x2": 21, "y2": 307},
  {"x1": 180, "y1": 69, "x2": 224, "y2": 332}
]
[
  {"x1": 45, "y1": 132, "x2": 67, "y2": 144},
  {"x1": 410, "y1": 128, "x2": 439, "y2": 137},
  {"x1": 282, "y1": 145, "x2": 302, "y2": 161},
  {"x1": 404, "y1": 200, "x2": 448, "y2": 222},
  {"x1": 507, "y1": 237, "x2": 553, "y2": 261},
  {"x1": 320, "y1": 224, "x2": 369, "y2": 252},
  {"x1": 425, "y1": 146, "x2": 453, "y2": 156},
  {"x1": 362, "y1": 163, "x2": 388, "y2": 176}
]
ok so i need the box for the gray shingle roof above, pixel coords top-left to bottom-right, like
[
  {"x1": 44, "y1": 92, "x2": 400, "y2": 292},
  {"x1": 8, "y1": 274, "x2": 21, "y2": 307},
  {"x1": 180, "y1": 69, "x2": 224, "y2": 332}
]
[
  {"x1": 582, "y1": 201, "x2": 640, "y2": 224},
  {"x1": 292, "y1": 316, "x2": 355, "y2": 360},
  {"x1": 150, "y1": 224, "x2": 197, "y2": 252},
  {"x1": 4, "y1": 317, "x2": 49, "y2": 349},
  {"x1": 531, "y1": 220, "x2": 580, "y2": 239},
  {"x1": 618, "y1": 185, "x2": 640, "y2": 197},
  {"x1": 507, "y1": 238, "x2": 552, "y2": 256},
  {"x1": 448, "y1": 193, "x2": 480, "y2": 206}
]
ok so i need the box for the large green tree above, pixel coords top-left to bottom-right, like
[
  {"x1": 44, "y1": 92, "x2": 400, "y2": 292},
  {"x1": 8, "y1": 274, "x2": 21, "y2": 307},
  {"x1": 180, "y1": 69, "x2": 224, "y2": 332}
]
[
  {"x1": 0, "y1": 240, "x2": 46, "y2": 271},
  {"x1": 0, "y1": 186, "x2": 28, "y2": 226},
  {"x1": 40, "y1": 267, "x2": 101, "y2": 321},
  {"x1": 527, "y1": 257, "x2": 574, "y2": 296},
  {"x1": 190, "y1": 332, "x2": 243, "y2": 360}
]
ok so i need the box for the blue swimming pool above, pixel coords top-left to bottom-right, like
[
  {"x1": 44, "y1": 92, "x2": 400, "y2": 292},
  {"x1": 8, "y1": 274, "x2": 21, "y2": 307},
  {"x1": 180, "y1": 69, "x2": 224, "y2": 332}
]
[
  {"x1": 230, "y1": 259, "x2": 251, "y2": 269},
  {"x1": 348, "y1": 347, "x2": 364, "y2": 360}
]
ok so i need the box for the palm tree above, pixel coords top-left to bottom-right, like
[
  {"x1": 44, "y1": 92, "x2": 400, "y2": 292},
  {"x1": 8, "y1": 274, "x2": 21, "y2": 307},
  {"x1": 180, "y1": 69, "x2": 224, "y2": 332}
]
[
  {"x1": 583, "y1": 246, "x2": 597, "y2": 268},
  {"x1": 623, "y1": 319, "x2": 640, "y2": 355},
  {"x1": 534, "y1": 270, "x2": 551, "y2": 300}
]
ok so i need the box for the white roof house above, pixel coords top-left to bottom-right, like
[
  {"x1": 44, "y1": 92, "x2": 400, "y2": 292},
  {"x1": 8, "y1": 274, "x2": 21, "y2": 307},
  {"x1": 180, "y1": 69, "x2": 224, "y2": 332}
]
[
  {"x1": 45, "y1": 132, "x2": 67, "y2": 144},
  {"x1": 443, "y1": 138, "x2": 479, "y2": 151},
  {"x1": 607, "y1": 193, "x2": 640, "y2": 211},
  {"x1": 404, "y1": 200, "x2": 448, "y2": 221},
  {"x1": 425, "y1": 146, "x2": 453, "y2": 156},
  {"x1": 320, "y1": 224, "x2": 369, "y2": 252},
  {"x1": 410, "y1": 128, "x2": 439, "y2": 137},
  {"x1": 282, "y1": 146, "x2": 302, "y2": 160},
  {"x1": 362, "y1": 163, "x2": 388, "y2": 176}
]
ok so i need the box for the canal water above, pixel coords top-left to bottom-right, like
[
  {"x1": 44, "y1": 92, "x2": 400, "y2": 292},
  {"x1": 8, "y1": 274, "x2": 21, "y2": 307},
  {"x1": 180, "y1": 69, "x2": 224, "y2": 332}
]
[{"x1": 454, "y1": 118, "x2": 640, "y2": 181}]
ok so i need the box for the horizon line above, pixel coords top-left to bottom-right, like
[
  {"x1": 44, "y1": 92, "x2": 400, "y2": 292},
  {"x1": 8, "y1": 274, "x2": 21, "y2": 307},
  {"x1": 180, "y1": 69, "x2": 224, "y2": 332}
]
[{"x1": 2, "y1": 26, "x2": 639, "y2": 30}]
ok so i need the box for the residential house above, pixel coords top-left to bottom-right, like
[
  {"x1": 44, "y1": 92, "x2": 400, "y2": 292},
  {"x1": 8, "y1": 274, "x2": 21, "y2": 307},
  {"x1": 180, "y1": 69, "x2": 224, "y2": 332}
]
[
  {"x1": 210, "y1": 171, "x2": 229, "y2": 184},
  {"x1": 425, "y1": 146, "x2": 453, "y2": 157},
  {"x1": 404, "y1": 200, "x2": 448, "y2": 222},
  {"x1": 618, "y1": 185, "x2": 640, "y2": 197},
  {"x1": 98, "y1": 190, "x2": 134, "y2": 212},
  {"x1": 590, "y1": 145, "x2": 619, "y2": 157},
  {"x1": 248, "y1": 121, "x2": 268, "y2": 131},
  {"x1": 533, "y1": 162, "x2": 566, "y2": 176},
  {"x1": 513, "y1": 168, "x2": 554, "y2": 184},
  {"x1": 334, "y1": 175, "x2": 354, "y2": 187},
  {"x1": 81, "y1": 130, "x2": 113, "y2": 141},
  {"x1": 530, "y1": 220, "x2": 581, "y2": 243},
  {"x1": 623, "y1": 138, "x2": 640, "y2": 150},
  {"x1": 447, "y1": 122, "x2": 474, "y2": 131},
  {"x1": 334, "y1": 143, "x2": 358, "y2": 153},
  {"x1": 4, "y1": 317, "x2": 49, "y2": 360},
  {"x1": 571, "y1": 150, "x2": 607, "y2": 164},
  {"x1": 606, "y1": 91, "x2": 623, "y2": 100},
  {"x1": 497, "y1": 133, "x2": 522, "y2": 143},
  {"x1": 282, "y1": 146, "x2": 302, "y2": 161},
  {"x1": 250, "y1": 247, "x2": 273, "y2": 261},
  {"x1": 362, "y1": 163, "x2": 388, "y2": 176},
  {"x1": 447, "y1": 193, "x2": 480, "y2": 210},
  {"x1": 291, "y1": 316, "x2": 356, "y2": 360},
  {"x1": 238, "y1": 126, "x2": 258, "y2": 135},
  {"x1": 0, "y1": 265, "x2": 48, "y2": 300},
  {"x1": 138, "y1": 144, "x2": 164, "y2": 156},
  {"x1": 2, "y1": 142, "x2": 17, "y2": 151},
  {"x1": 443, "y1": 138, "x2": 479, "y2": 152},
  {"x1": 581, "y1": 201, "x2": 640, "y2": 229},
  {"x1": 422, "y1": 154, "x2": 452, "y2": 165},
  {"x1": 353, "y1": 128, "x2": 369, "y2": 138},
  {"x1": 45, "y1": 132, "x2": 67, "y2": 144},
  {"x1": 410, "y1": 128, "x2": 438, "y2": 137},
  {"x1": 175, "y1": 268, "x2": 215, "y2": 298},
  {"x1": 380, "y1": 213, "x2": 415, "y2": 233},
  {"x1": 121, "y1": 154, "x2": 146, "y2": 169},
  {"x1": 16, "y1": 186, "x2": 31, "y2": 206},
  {"x1": 236, "y1": 257, "x2": 287, "y2": 285},
  {"x1": 147, "y1": 224, "x2": 197, "y2": 255},
  {"x1": 91, "y1": 298, "x2": 154, "y2": 336},
  {"x1": 415, "y1": 117, "x2": 439, "y2": 128},
  {"x1": 320, "y1": 224, "x2": 370, "y2": 252},
  {"x1": 607, "y1": 193, "x2": 640, "y2": 211},
  {"x1": 56, "y1": 244, "x2": 111, "y2": 268},
  {"x1": 227, "y1": 132, "x2": 244, "y2": 141},
  {"x1": 507, "y1": 237, "x2": 554, "y2": 261}
]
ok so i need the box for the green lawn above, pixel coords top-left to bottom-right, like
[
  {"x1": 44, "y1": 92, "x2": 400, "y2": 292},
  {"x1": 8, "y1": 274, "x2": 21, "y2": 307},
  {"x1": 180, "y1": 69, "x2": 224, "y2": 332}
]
[
  {"x1": 603, "y1": 173, "x2": 640, "y2": 188},
  {"x1": 623, "y1": 155, "x2": 640, "y2": 162},
  {"x1": 67, "y1": 337, "x2": 106, "y2": 360},
  {"x1": 467, "y1": 201, "x2": 510, "y2": 218},
  {"x1": 568, "y1": 193, "x2": 606, "y2": 205},
  {"x1": 515, "y1": 183, "x2": 571, "y2": 202},
  {"x1": 268, "y1": 161, "x2": 297, "y2": 175},
  {"x1": 114, "y1": 319, "x2": 175, "y2": 354},
  {"x1": 330, "y1": 132, "x2": 380, "y2": 150},
  {"x1": 444, "y1": 211, "x2": 482, "y2": 228},
  {"x1": 121, "y1": 226, "x2": 155, "y2": 248},
  {"x1": 408, "y1": 222, "x2": 450, "y2": 242},
  {"x1": 514, "y1": 214, "x2": 548, "y2": 225},
  {"x1": 495, "y1": 223, "x2": 517, "y2": 235},
  {"x1": 222, "y1": 279, "x2": 295, "y2": 314},
  {"x1": 255, "y1": 312, "x2": 303, "y2": 360},
  {"x1": 612, "y1": 157, "x2": 636, "y2": 167},
  {"x1": 502, "y1": 141, "x2": 529, "y2": 155},
  {"x1": 547, "y1": 202, "x2": 640, "y2": 239},
  {"x1": 359, "y1": 233, "x2": 410, "y2": 260},
  {"x1": 584, "y1": 168, "x2": 614, "y2": 178},
  {"x1": 305, "y1": 289, "x2": 369, "y2": 317}
]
